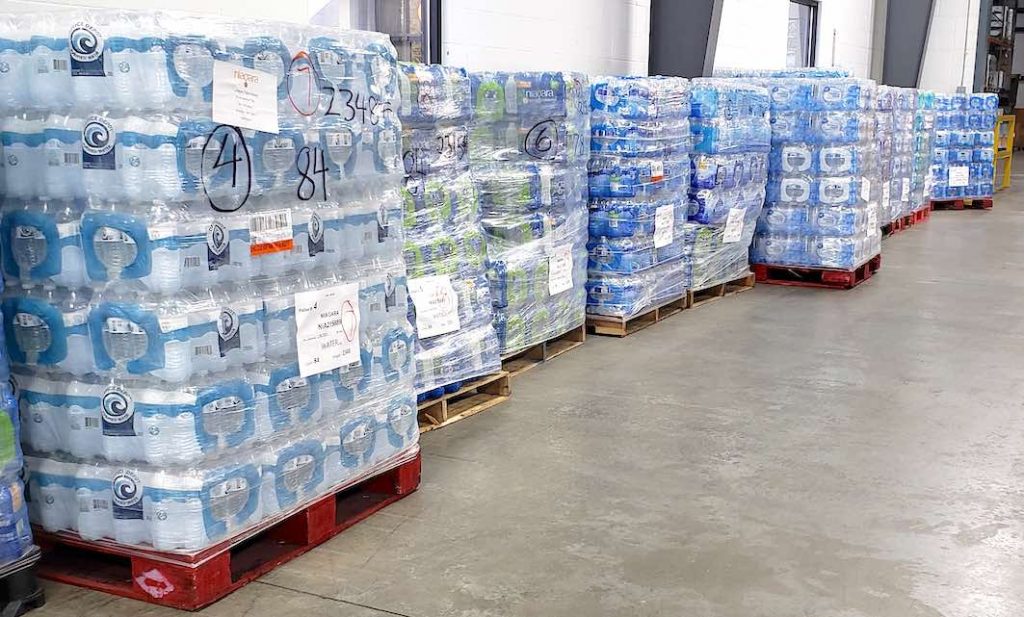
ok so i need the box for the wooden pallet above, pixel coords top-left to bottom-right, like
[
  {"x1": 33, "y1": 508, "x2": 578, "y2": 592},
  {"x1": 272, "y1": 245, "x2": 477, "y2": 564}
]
[
  {"x1": 35, "y1": 452, "x2": 422, "y2": 611},
  {"x1": 687, "y1": 273, "x2": 756, "y2": 309},
  {"x1": 418, "y1": 371, "x2": 511, "y2": 433},
  {"x1": 910, "y1": 204, "x2": 932, "y2": 224},
  {"x1": 753, "y1": 254, "x2": 882, "y2": 290},
  {"x1": 881, "y1": 217, "x2": 905, "y2": 237},
  {"x1": 586, "y1": 293, "x2": 687, "y2": 338},
  {"x1": 931, "y1": 197, "x2": 993, "y2": 210},
  {"x1": 501, "y1": 324, "x2": 586, "y2": 377}
]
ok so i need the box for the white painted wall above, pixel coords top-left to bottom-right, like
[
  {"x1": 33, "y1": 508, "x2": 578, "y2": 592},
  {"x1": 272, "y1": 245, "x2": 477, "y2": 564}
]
[
  {"x1": 714, "y1": 0, "x2": 876, "y2": 77},
  {"x1": 714, "y1": 0, "x2": 790, "y2": 71},
  {"x1": 919, "y1": 0, "x2": 981, "y2": 92},
  {"x1": 2, "y1": 0, "x2": 334, "y2": 22},
  {"x1": 441, "y1": 0, "x2": 650, "y2": 75},
  {"x1": 816, "y1": 0, "x2": 876, "y2": 77}
]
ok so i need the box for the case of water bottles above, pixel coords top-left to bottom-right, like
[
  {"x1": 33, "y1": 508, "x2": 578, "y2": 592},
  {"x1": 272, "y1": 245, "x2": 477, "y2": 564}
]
[
  {"x1": 874, "y1": 86, "x2": 897, "y2": 225},
  {"x1": 931, "y1": 92, "x2": 997, "y2": 200},
  {"x1": 0, "y1": 9, "x2": 420, "y2": 553},
  {"x1": 751, "y1": 76, "x2": 882, "y2": 269},
  {"x1": 687, "y1": 79, "x2": 770, "y2": 288},
  {"x1": 468, "y1": 71, "x2": 590, "y2": 354},
  {"x1": 398, "y1": 63, "x2": 500, "y2": 396},
  {"x1": 585, "y1": 76, "x2": 692, "y2": 318},
  {"x1": 0, "y1": 287, "x2": 35, "y2": 567},
  {"x1": 911, "y1": 90, "x2": 936, "y2": 210}
]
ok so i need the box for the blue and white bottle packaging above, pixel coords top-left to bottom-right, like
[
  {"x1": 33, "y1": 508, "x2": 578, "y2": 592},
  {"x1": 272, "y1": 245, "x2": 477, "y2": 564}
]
[
  {"x1": 685, "y1": 79, "x2": 770, "y2": 289},
  {"x1": 741, "y1": 75, "x2": 881, "y2": 270},
  {"x1": 469, "y1": 71, "x2": 590, "y2": 355},
  {"x1": 585, "y1": 76, "x2": 692, "y2": 318},
  {"x1": 931, "y1": 92, "x2": 997, "y2": 200},
  {"x1": 9, "y1": 10, "x2": 419, "y2": 554},
  {"x1": 398, "y1": 64, "x2": 500, "y2": 396}
]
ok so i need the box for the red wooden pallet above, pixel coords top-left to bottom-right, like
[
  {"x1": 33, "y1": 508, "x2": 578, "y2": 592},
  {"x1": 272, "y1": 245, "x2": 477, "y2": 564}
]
[
  {"x1": 753, "y1": 254, "x2": 882, "y2": 290},
  {"x1": 881, "y1": 218, "x2": 904, "y2": 237},
  {"x1": 931, "y1": 198, "x2": 993, "y2": 210},
  {"x1": 911, "y1": 204, "x2": 931, "y2": 224},
  {"x1": 35, "y1": 452, "x2": 422, "y2": 611}
]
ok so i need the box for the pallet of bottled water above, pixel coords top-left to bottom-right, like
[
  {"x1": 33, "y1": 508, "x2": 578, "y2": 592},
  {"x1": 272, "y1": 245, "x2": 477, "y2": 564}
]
[
  {"x1": 687, "y1": 79, "x2": 771, "y2": 289},
  {"x1": 397, "y1": 63, "x2": 501, "y2": 396},
  {"x1": 0, "y1": 9, "x2": 420, "y2": 553},
  {"x1": 749, "y1": 75, "x2": 882, "y2": 270},
  {"x1": 931, "y1": 92, "x2": 997, "y2": 201},
  {"x1": 584, "y1": 76, "x2": 692, "y2": 319},
  {"x1": 911, "y1": 90, "x2": 936, "y2": 211},
  {"x1": 467, "y1": 72, "x2": 590, "y2": 355},
  {"x1": 0, "y1": 335, "x2": 35, "y2": 568}
]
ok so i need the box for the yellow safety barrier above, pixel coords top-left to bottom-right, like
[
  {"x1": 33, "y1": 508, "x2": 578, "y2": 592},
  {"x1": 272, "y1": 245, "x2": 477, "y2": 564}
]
[{"x1": 995, "y1": 114, "x2": 1014, "y2": 191}]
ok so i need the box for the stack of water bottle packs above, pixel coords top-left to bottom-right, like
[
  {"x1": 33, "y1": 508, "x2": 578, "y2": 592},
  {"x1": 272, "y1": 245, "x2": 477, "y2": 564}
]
[
  {"x1": 398, "y1": 63, "x2": 500, "y2": 397},
  {"x1": 0, "y1": 284, "x2": 34, "y2": 567},
  {"x1": 468, "y1": 72, "x2": 590, "y2": 354},
  {"x1": 874, "y1": 86, "x2": 897, "y2": 225},
  {"x1": 751, "y1": 76, "x2": 882, "y2": 269},
  {"x1": 911, "y1": 90, "x2": 936, "y2": 210},
  {"x1": 687, "y1": 79, "x2": 770, "y2": 288},
  {"x1": 888, "y1": 87, "x2": 915, "y2": 222},
  {"x1": 0, "y1": 10, "x2": 419, "y2": 553},
  {"x1": 584, "y1": 76, "x2": 691, "y2": 318},
  {"x1": 931, "y1": 92, "x2": 997, "y2": 200}
]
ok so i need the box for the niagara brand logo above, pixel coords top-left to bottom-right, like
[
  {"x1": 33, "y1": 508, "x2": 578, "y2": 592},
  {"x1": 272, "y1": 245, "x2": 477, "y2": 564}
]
[
  {"x1": 69, "y1": 22, "x2": 104, "y2": 63},
  {"x1": 207, "y1": 222, "x2": 228, "y2": 255},
  {"x1": 101, "y1": 385, "x2": 134, "y2": 426},
  {"x1": 82, "y1": 116, "x2": 114, "y2": 156},
  {"x1": 525, "y1": 89, "x2": 555, "y2": 99},
  {"x1": 111, "y1": 469, "x2": 142, "y2": 508},
  {"x1": 218, "y1": 308, "x2": 238, "y2": 341},
  {"x1": 233, "y1": 69, "x2": 260, "y2": 87}
]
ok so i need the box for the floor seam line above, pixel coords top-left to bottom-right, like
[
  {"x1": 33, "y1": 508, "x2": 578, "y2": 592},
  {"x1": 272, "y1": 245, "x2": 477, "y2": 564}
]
[{"x1": 255, "y1": 580, "x2": 418, "y2": 617}]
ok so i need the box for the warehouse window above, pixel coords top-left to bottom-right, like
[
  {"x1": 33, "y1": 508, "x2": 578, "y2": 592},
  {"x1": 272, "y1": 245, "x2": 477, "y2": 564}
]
[
  {"x1": 314, "y1": 0, "x2": 440, "y2": 63},
  {"x1": 787, "y1": 0, "x2": 819, "y2": 68}
]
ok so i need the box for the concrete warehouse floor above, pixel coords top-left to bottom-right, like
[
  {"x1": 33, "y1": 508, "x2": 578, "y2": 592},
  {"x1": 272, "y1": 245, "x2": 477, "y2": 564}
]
[{"x1": 36, "y1": 169, "x2": 1024, "y2": 616}]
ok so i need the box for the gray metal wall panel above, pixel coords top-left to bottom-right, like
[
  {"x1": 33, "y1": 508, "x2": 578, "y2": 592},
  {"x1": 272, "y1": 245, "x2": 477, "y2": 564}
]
[
  {"x1": 882, "y1": 0, "x2": 934, "y2": 87},
  {"x1": 649, "y1": 0, "x2": 723, "y2": 77}
]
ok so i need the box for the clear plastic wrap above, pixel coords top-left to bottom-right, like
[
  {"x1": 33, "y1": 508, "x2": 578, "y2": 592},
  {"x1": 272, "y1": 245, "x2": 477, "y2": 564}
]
[
  {"x1": 468, "y1": 72, "x2": 590, "y2": 355},
  {"x1": 585, "y1": 76, "x2": 691, "y2": 318},
  {"x1": 2, "y1": 9, "x2": 418, "y2": 553},
  {"x1": 874, "y1": 85, "x2": 897, "y2": 224},
  {"x1": 749, "y1": 76, "x2": 882, "y2": 269},
  {"x1": 398, "y1": 63, "x2": 500, "y2": 397},
  {"x1": 931, "y1": 92, "x2": 997, "y2": 200},
  {"x1": 685, "y1": 79, "x2": 770, "y2": 289},
  {"x1": 911, "y1": 90, "x2": 936, "y2": 211}
]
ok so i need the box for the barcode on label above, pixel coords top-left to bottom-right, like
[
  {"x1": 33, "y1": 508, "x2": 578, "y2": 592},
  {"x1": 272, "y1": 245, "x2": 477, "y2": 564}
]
[
  {"x1": 250, "y1": 209, "x2": 294, "y2": 256},
  {"x1": 194, "y1": 345, "x2": 214, "y2": 356},
  {"x1": 80, "y1": 499, "x2": 109, "y2": 512},
  {"x1": 52, "y1": 59, "x2": 68, "y2": 72},
  {"x1": 64, "y1": 152, "x2": 80, "y2": 165},
  {"x1": 251, "y1": 212, "x2": 290, "y2": 233},
  {"x1": 183, "y1": 256, "x2": 201, "y2": 269},
  {"x1": 84, "y1": 417, "x2": 100, "y2": 428}
]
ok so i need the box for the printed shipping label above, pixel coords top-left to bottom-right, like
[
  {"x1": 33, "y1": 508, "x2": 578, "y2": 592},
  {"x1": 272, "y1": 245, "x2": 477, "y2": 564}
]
[
  {"x1": 653, "y1": 204, "x2": 674, "y2": 248},
  {"x1": 722, "y1": 207, "x2": 745, "y2": 243},
  {"x1": 948, "y1": 166, "x2": 969, "y2": 187},
  {"x1": 408, "y1": 275, "x2": 461, "y2": 339},
  {"x1": 294, "y1": 283, "x2": 360, "y2": 377},
  {"x1": 250, "y1": 209, "x2": 293, "y2": 256},
  {"x1": 650, "y1": 160, "x2": 665, "y2": 183},
  {"x1": 902, "y1": 178, "x2": 911, "y2": 200},
  {"x1": 212, "y1": 61, "x2": 280, "y2": 134},
  {"x1": 548, "y1": 244, "x2": 574, "y2": 295},
  {"x1": 867, "y1": 207, "x2": 878, "y2": 236},
  {"x1": 860, "y1": 178, "x2": 871, "y2": 203}
]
